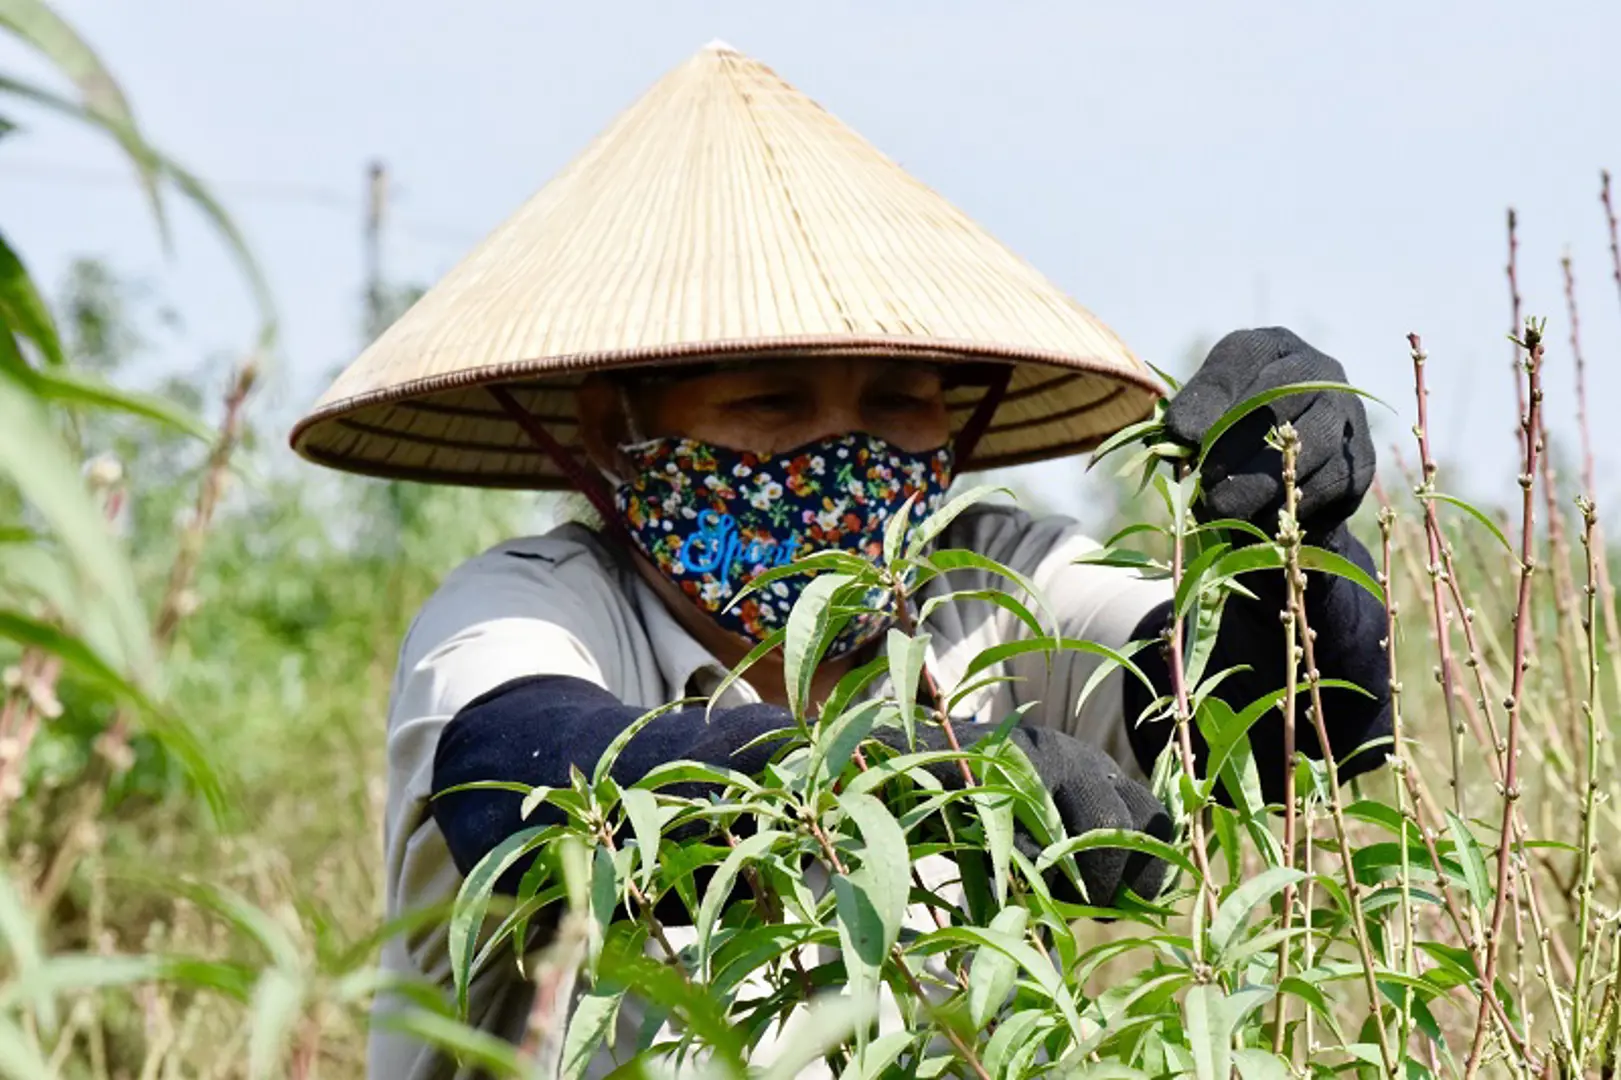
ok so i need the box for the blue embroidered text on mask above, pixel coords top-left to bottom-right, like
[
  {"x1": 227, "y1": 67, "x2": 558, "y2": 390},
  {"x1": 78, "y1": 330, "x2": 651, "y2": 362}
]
[{"x1": 678, "y1": 511, "x2": 802, "y2": 579}]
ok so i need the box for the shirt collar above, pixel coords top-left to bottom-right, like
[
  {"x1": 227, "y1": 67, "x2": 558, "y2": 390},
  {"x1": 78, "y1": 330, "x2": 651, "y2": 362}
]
[{"x1": 628, "y1": 572, "x2": 760, "y2": 707}]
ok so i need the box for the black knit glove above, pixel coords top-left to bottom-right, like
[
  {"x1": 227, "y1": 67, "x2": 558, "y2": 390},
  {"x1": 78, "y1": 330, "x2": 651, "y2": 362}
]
[
  {"x1": 1124, "y1": 328, "x2": 1392, "y2": 806},
  {"x1": 899, "y1": 725, "x2": 1171, "y2": 905},
  {"x1": 1002, "y1": 727, "x2": 1171, "y2": 904},
  {"x1": 1164, "y1": 327, "x2": 1375, "y2": 535}
]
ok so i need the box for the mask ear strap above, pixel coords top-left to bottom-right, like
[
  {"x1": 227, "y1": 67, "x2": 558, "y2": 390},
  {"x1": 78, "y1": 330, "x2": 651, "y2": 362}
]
[
  {"x1": 487, "y1": 385, "x2": 630, "y2": 541},
  {"x1": 951, "y1": 365, "x2": 1013, "y2": 467},
  {"x1": 617, "y1": 383, "x2": 647, "y2": 445}
]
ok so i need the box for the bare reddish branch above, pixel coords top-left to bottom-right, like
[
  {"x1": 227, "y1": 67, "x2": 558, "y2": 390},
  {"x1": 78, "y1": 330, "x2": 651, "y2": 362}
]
[{"x1": 1466, "y1": 322, "x2": 1546, "y2": 1079}]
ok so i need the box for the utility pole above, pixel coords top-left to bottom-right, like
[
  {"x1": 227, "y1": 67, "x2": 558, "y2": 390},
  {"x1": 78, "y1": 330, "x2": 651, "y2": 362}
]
[{"x1": 364, "y1": 159, "x2": 389, "y2": 343}]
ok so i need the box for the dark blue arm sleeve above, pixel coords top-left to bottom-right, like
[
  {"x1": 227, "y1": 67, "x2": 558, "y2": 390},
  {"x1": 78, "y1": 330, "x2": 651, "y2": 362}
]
[
  {"x1": 430, "y1": 675, "x2": 793, "y2": 884},
  {"x1": 1121, "y1": 522, "x2": 1392, "y2": 803}
]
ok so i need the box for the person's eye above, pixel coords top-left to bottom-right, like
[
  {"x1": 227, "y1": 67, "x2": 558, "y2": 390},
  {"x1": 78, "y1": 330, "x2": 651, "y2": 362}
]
[
  {"x1": 727, "y1": 393, "x2": 800, "y2": 413},
  {"x1": 870, "y1": 391, "x2": 934, "y2": 411}
]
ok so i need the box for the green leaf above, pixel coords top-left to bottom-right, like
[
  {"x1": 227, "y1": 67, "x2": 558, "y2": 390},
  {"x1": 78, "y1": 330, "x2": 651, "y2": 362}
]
[
  {"x1": 728, "y1": 550, "x2": 871, "y2": 606},
  {"x1": 925, "y1": 548, "x2": 1042, "y2": 604},
  {"x1": 974, "y1": 787, "x2": 1016, "y2": 907},
  {"x1": 471, "y1": 883, "x2": 564, "y2": 981},
  {"x1": 593, "y1": 698, "x2": 692, "y2": 792},
  {"x1": 1174, "y1": 541, "x2": 1232, "y2": 619},
  {"x1": 1379, "y1": 980, "x2": 1447, "y2": 1050},
  {"x1": 819, "y1": 652, "x2": 889, "y2": 723},
  {"x1": 1067, "y1": 1065, "x2": 1153, "y2": 1080},
  {"x1": 695, "y1": 829, "x2": 783, "y2": 976},
  {"x1": 1192, "y1": 517, "x2": 1276, "y2": 544},
  {"x1": 1196, "y1": 381, "x2": 1389, "y2": 467},
  {"x1": 783, "y1": 572, "x2": 856, "y2": 719},
  {"x1": 914, "y1": 924, "x2": 1086, "y2": 1041},
  {"x1": 1344, "y1": 1043, "x2": 1387, "y2": 1068},
  {"x1": 246, "y1": 968, "x2": 303, "y2": 1080},
  {"x1": 918, "y1": 586, "x2": 1047, "y2": 639},
  {"x1": 1185, "y1": 983, "x2": 1229, "y2": 1080},
  {"x1": 1070, "y1": 547, "x2": 1167, "y2": 572},
  {"x1": 519, "y1": 784, "x2": 557, "y2": 821},
  {"x1": 449, "y1": 826, "x2": 554, "y2": 1018},
  {"x1": 883, "y1": 491, "x2": 922, "y2": 565},
  {"x1": 1419, "y1": 491, "x2": 1514, "y2": 555},
  {"x1": 634, "y1": 759, "x2": 760, "y2": 795},
  {"x1": 1103, "y1": 521, "x2": 1169, "y2": 547},
  {"x1": 1209, "y1": 866, "x2": 1305, "y2": 956},
  {"x1": 1035, "y1": 828, "x2": 1200, "y2": 885},
  {"x1": 1193, "y1": 695, "x2": 1265, "y2": 809},
  {"x1": 968, "y1": 906, "x2": 1028, "y2": 1030},
  {"x1": 560, "y1": 988, "x2": 622, "y2": 1080},
  {"x1": 810, "y1": 699, "x2": 888, "y2": 787},
  {"x1": 1344, "y1": 799, "x2": 1410, "y2": 835},
  {"x1": 1209, "y1": 804, "x2": 1242, "y2": 886},
  {"x1": 1089, "y1": 416, "x2": 1166, "y2": 468},
  {"x1": 1148, "y1": 362, "x2": 1182, "y2": 391},
  {"x1": 712, "y1": 638, "x2": 794, "y2": 729},
  {"x1": 962, "y1": 634, "x2": 1154, "y2": 694},
  {"x1": 588, "y1": 845, "x2": 617, "y2": 971},
  {"x1": 886, "y1": 628, "x2": 930, "y2": 748},
  {"x1": 835, "y1": 790, "x2": 910, "y2": 950},
  {"x1": 845, "y1": 1031, "x2": 915, "y2": 1079},
  {"x1": 1221, "y1": 984, "x2": 1276, "y2": 1038},
  {"x1": 429, "y1": 780, "x2": 534, "y2": 803},
  {"x1": 1208, "y1": 544, "x2": 1285, "y2": 587},
  {"x1": 0, "y1": 229, "x2": 62, "y2": 366},
  {"x1": 984, "y1": 1010, "x2": 1058, "y2": 1079},
  {"x1": 1298, "y1": 544, "x2": 1385, "y2": 605},
  {"x1": 1075, "y1": 643, "x2": 1153, "y2": 728},
  {"x1": 377, "y1": 1008, "x2": 523, "y2": 1077},
  {"x1": 556, "y1": 835, "x2": 588, "y2": 924},
  {"x1": 761, "y1": 993, "x2": 878, "y2": 1080},
  {"x1": 619, "y1": 788, "x2": 664, "y2": 891},
  {"x1": 1277, "y1": 975, "x2": 1348, "y2": 1044},
  {"x1": 1445, "y1": 810, "x2": 1492, "y2": 912},
  {"x1": 1233, "y1": 1047, "x2": 1292, "y2": 1080},
  {"x1": 832, "y1": 874, "x2": 885, "y2": 1007},
  {"x1": 905, "y1": 483, "x2": 1008, "y2": 559}
]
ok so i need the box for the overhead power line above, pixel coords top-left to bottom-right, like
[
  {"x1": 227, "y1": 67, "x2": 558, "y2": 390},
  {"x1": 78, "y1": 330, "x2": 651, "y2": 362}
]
[{"x1": 1, "y1": 156, "x2": 481, "y2": 249}]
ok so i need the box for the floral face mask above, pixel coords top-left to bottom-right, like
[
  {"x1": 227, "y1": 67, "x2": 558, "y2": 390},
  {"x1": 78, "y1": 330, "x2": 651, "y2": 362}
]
[{"x1": 613, "y1": 432, "x2": 954, "y2": 657}]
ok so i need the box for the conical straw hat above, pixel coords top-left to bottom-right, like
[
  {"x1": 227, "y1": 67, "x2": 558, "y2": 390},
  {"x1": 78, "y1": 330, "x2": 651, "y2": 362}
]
[{"x1": 290, "y1": 41, "x2": 1163, "y2": 489}]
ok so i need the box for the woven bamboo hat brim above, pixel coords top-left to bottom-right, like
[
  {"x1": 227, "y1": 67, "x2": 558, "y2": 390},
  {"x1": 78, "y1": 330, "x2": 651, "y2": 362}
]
[{"x1": 290, "y1": 41, "x2": 1164, "y2": 489}]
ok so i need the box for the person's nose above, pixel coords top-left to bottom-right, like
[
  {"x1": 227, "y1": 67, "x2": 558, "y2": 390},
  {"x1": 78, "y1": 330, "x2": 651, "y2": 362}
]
[{"x1": 802, "y1": 398, "x2": 863, "y2": 444}]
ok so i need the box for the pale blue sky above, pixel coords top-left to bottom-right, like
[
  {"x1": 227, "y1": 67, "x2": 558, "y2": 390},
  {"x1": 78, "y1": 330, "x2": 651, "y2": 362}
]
[{"x1": 4, "y1": 2, "x2": 1619, "y2": 522}]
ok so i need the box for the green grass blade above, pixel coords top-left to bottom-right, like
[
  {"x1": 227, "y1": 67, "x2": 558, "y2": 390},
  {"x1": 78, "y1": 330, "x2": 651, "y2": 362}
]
[
  {"x1": 0, "y1": 228, "x2": 63, "y2": 366},
  {"x1": 0, "y1": 1, "x2": 165, "y2": 236}
]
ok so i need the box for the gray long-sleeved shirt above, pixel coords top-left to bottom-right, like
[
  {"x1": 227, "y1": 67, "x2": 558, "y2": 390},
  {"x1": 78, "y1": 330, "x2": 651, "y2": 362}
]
[{"x1": 369, "y1": 504, "x2": 1169, "y2": 1079}]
